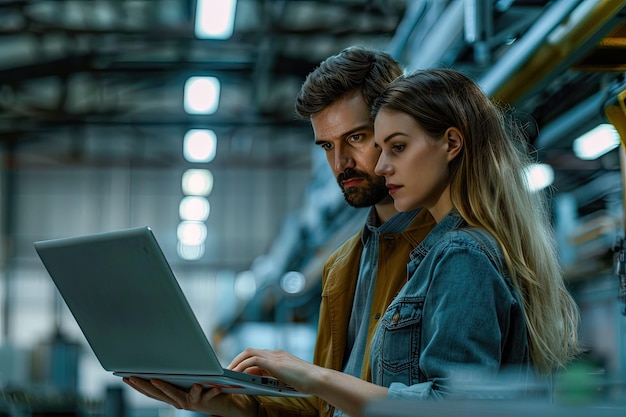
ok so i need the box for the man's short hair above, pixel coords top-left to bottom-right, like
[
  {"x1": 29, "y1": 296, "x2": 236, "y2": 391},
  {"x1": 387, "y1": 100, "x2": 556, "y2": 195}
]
[{"x1": 294, "y1": 46, "x2": 403, "y2": 119}]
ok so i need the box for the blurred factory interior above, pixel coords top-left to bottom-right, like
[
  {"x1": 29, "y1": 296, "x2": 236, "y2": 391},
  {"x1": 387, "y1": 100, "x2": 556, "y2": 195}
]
[{"x1": 1, "y1": 0, "x2": 626, "y2": 415}]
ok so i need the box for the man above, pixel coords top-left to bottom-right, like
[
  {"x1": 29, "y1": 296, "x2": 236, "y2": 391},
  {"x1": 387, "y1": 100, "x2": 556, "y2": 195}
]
[{"x1": 125, "y1": 46, "x2": 435, "y2": 417}]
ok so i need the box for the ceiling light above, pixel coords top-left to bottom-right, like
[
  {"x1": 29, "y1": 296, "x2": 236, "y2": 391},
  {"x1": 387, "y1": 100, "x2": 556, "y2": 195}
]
[
  {"x1": 184, "y1": 76, "x2": 220, "y2": 115},
  {"x1": 524, "y1": 163, "x2": 554, "y2": 192},
  {"x1": 182, "y1": 169, "x2": 214, "y2": 196},
  {"x1": 177, "y1": 221, "x2": 207, "y2": 246},
  {"x1": 184, "y1": 129, "x2": 217, "y2": 162},
  {"x1": 195, "y1": 0, "x2": 237, "y2": 40},
  {"x1": 179, "y1": 196, "x2": 210, "y2": 221},
  {"x1": 177, "y1": 242, "x2": 205, "y2": 261},
  {"x1": 573, "y1": 123, "x2": 620, "y2": 160}
]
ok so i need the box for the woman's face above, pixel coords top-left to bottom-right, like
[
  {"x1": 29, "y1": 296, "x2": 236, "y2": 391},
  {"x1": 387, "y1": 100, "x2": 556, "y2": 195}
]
[{"x1": 374, "y1": 108, "x2": 460, "y2": 222}]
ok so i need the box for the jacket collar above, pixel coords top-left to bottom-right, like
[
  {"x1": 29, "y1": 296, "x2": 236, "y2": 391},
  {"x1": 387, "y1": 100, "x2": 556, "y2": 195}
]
[
  {"x1": 360, "y1": 207, "x2": 421, "y2": 246},
  {"x1": 409, "y1": 210, "x2": 465, "y2": 260}
]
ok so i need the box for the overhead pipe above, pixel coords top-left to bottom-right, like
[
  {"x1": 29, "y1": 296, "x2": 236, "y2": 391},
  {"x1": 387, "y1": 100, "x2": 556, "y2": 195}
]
[
  {"x1": 404, "y1": 1, "x2": 465, "y2": 70},
  {"x1": 386, "y1": 0, "x2": 428, "y2": 60},
  {"x1": 388, "y1": 1, "x2": 474, "y2": 76},
  {"x1": 479, "y1": 0, "x2": 625, "y2": 101},
  {"x1": 464, "y1": 0, "x2": 494, "y2": 65},
  {"x1": 534, "y1": 89, "x2": 607, "y2": 149},
  {"x1": 479, "y1": 0, "x2": 580, "y2": 97}
]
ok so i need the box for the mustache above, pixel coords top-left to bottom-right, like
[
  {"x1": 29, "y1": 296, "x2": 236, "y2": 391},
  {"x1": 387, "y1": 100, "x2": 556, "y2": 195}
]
[{"x1": 337, "y1": 168, "x2": 367, "y2": 184}]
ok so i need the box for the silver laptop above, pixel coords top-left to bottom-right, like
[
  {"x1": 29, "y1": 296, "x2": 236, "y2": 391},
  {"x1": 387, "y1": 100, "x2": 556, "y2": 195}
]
[{"x1": 33, "y1": 226, "x2": 306, "y2": 397}]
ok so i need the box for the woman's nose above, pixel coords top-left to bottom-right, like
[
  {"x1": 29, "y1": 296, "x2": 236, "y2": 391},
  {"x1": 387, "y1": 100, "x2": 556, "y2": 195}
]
[{"x1": 375, "y1": 155, "x2": 390, "y2": 176}]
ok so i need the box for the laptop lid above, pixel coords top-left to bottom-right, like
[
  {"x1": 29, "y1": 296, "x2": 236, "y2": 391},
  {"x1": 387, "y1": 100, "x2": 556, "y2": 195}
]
[{"x1": 34, "y1": 226, "x2": 224, "y2": 376}]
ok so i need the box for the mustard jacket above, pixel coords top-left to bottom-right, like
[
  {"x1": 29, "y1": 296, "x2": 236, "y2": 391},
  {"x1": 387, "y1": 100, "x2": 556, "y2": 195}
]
[{"x1": 257, "y1": 209, "x2": 435, "y2": 417}]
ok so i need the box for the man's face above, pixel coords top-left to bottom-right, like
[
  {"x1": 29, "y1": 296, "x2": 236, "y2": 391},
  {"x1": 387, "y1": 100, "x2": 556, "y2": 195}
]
[{"x1": 311, "y1": 93, "x2": 389, "y2": 208}]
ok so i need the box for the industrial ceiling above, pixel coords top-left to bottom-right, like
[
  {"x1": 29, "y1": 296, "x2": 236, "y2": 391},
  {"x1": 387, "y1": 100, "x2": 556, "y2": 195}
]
[
  {"x1": 1, "y1": 0, "x2": 626, "y2": 278},
  {"x1": 1, "y1": 1, "x2": 625, "y2": 205}
]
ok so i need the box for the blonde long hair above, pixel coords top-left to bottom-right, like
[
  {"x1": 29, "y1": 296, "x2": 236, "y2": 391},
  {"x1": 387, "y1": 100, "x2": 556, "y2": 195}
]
[{"x1": 372, "y1": 69, "x2": 580, "y2": 374}]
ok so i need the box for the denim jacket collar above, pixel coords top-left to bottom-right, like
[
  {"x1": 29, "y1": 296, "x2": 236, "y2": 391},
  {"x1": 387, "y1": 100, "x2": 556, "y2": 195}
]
[{"x1": 409, "y1": 210, "x2": 465, "y2": 261}]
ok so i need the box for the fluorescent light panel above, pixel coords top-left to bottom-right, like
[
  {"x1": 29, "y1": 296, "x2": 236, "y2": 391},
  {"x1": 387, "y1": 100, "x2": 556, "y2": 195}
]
[
  {"x1": 573, "y1": 123, "x2": 620, "y2": 160},
  {"x1": 184, "y1": 129, "x2": 217, "y2": 162},
  {"x1": 177, "y1": 241, "x2": 205, "y2": 261},
  {"x1": 524, "y1": 163, "x2": 554, "y2": 192},
  {"x1": 184, "y1": 76, "x2": 220, "y2": 115},
  {"x1": 179, "y1": 196, "x2": 210, "y2": 221},
  {"x1": 182, "y1": 169, "x2": 214, "y2": 196},
  {"x1": 195, "y1": 0, "x2": 237, "y2": 40},
  {"x1": 177, "y1": 221, "x2": 207, "y2": 246}
]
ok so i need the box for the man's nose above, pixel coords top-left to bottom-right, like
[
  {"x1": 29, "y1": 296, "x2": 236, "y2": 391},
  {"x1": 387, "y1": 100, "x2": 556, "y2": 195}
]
[{"x1": 334, "y1": 148, "x2": 355, "y2": 172}]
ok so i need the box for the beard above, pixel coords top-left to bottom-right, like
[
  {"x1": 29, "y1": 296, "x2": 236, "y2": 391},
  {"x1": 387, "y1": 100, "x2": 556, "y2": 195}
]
[{"x1": 337, "y1": 168, "x2": 388, "y2": 208}]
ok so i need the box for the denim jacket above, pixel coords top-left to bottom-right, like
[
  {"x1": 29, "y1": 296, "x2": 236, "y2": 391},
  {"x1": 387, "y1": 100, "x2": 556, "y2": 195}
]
[{"x1": 370, "y1": 211, "x2": 530, "y2": 400}]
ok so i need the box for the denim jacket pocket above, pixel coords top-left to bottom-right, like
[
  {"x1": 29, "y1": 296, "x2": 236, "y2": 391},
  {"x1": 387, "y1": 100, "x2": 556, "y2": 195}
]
[{"x1": 375, "y1": 296, "x2": 424, "y2": 386}]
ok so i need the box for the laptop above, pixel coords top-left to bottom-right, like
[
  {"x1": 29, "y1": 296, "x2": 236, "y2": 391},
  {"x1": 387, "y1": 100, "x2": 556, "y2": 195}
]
[{"x1": 33, "y1": 226, "x2": 306, "y2": 397}]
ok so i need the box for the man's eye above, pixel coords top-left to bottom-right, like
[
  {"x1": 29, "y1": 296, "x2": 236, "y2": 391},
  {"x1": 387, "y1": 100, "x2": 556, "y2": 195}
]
[
  {"x1": 321, "y1": 143, "x2": 333, "y2": 150},
  {"x1": 348, "y1": 134, "x2": 363, "y2": 142}
]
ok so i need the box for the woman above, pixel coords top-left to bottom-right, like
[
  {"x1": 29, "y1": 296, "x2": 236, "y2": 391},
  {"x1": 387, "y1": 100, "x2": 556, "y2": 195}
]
[{"x1": 369, "y1": 68, "x2": 580, "y2": 395}]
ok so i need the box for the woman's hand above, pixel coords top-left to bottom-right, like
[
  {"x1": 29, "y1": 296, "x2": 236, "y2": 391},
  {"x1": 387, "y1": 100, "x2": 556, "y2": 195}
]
[
  {"x1": 228, "y1": 348, "x2": 325, "y2": 394},
  {"x1": 228, "y1": 348, "x2": 388, "y2": 417}
]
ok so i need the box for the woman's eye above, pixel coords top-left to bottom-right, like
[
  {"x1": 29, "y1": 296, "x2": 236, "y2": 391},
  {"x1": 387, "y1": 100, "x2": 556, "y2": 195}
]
[{"x1": 392, "y1": 144, "x2": 405, "y2": 152}]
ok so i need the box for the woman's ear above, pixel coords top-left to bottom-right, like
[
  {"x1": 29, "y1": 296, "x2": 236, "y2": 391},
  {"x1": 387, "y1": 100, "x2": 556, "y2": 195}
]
[{"x1": 446, "y1": 127, "x2": 464, "y2": 161}]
